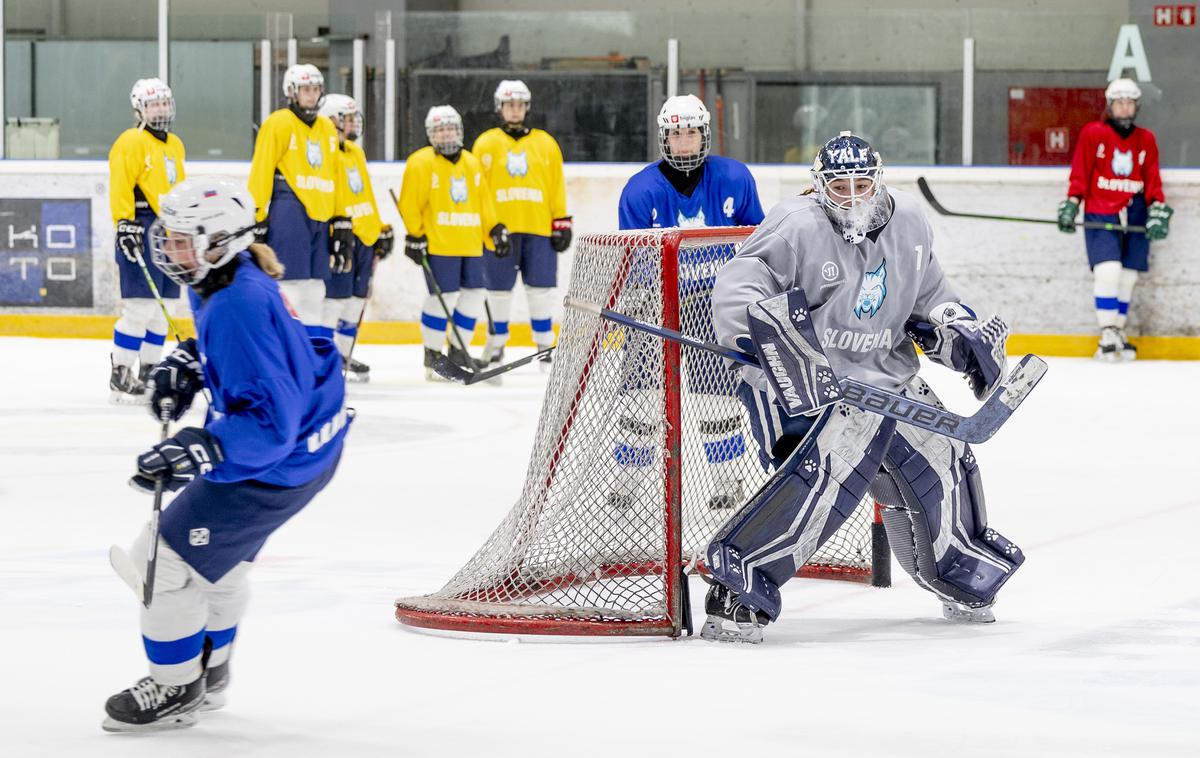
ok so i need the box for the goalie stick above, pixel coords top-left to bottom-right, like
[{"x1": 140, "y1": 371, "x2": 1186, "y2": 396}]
[
  {"x1": 565, "y1": 296, "x2": 1047, "y2": 445},
  {"x1": 916, "y1": 177, "x2": 1147, "y2": 233}
]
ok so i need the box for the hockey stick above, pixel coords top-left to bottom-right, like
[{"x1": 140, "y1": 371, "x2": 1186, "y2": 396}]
[
  {"x1": 916, "y1": 177, "x2": 1147, "y2": 233},
  {"x1": 565, "y1": 296, "x2": 1047, "y2": 444},
  {"x1": 427, "y1": 345, "x2": 557, "y2": 384},
  {"x1": 342, "y1": 252, "x2": 378, "y2": 379},
  {"x1": 132, "y1": 247, "x2": 183, "y2": 343}
]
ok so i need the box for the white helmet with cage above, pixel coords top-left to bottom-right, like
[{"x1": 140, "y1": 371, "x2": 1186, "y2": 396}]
[
  {"x1": 149, "y1": 179, "x2": 257, "y2": 287},
  {"x1": 130, "y1": 77, "x2": 175, "y2": 132},
  {"x1": 1104, "y1": 77, "x2": 1142, "y2": 130},
  {"x1": 494, "y1": 79, "x2": 532, "y2": 111},
  {"x1": 425, "y1": 105, "x2": 464, "y2": 155},
  {"x1": 283, "y1": 64, "x2": 325, "y2": 117},
  {"x1": 657, "y1": 94, "x2": 711, "y2": 173},
  {"x1": 319, "y1": 93, "x2": 363, "y2": 141}
]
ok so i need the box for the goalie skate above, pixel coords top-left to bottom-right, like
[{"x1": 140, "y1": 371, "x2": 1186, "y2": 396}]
[
  {"x1": 700, "y1": 582, "x2": 770, "y2": 644},
  {"x1": 941, "y1": 600, "x2": 996, "y2": 624},
  {"x1": 101, "y1": 675, "x2": 204, "y2": 732}
]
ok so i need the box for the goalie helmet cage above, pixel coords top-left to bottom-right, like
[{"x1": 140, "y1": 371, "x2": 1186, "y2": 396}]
[{"x1": 396, "y1": 227, "x2": 889, "y2": 638}]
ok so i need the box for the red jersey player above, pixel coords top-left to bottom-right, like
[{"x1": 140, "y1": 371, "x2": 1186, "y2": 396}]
[{"x1": 1057, "y1": 78, "x2": 1173, "y2": 361}]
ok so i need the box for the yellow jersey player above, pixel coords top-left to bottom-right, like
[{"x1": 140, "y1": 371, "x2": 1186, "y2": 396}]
[
  {"x1": 247, "y1": 63, "x2": 353, "y2": 336},
  {"x1": 318, "y1": 94, "x2": 394, "y2": 382},
  {"x1": 107, "y1": 77, "x2": 187, "y2": 403},
  {"x1": 472, "y1": 80, "x2": 570, "y2": 367},
  {"x1": 398, "y1": 105, "x2": 508, "y2": 378}
]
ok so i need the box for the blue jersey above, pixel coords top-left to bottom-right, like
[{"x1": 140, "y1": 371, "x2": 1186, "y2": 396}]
[
  {"x1": 189, "y1": 255, "x2": 349, "y2": 487},
  {"x1": 617, "y1": 156, "x2": 764, "y2": 231}
]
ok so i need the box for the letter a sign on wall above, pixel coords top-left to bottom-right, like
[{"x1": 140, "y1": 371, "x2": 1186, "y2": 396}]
[{"x1": 1108, "y1": 24, "x2": 1152, "y2": 82}]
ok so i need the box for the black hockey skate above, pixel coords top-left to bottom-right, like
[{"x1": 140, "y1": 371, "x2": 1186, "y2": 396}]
[
  {"x1": 346, "y1": 357, "x2": 371, "y2": 383},
  {"x1": 137, "y1": 362, "x2": 155, "y2": 388},
  {"x1": 700, "y1": 581, "x2": 770, "y2": 644},
  {"x1": 1116, "y1": 327, "x2": 1137, "y2": 362},
  {"x1": 101, "y1": 675, "x2": 205, "y2": 732},
  {"x1": 109, "y1": 358, "x2": 147, "y2": 405},
  {"x1": 199, "y1": 660, "x2": 229, "y2": 712},
  {"x1": 447, "y1": 345, "x2": 486, "y2": 372},
  {"x1": 424, "y1": 348, "x2": 446, "y2": 382},
  {"x1": 1094, "y1": 327, "x2": 1123, "y2": 363},
  {"x1": 707, "y1": 478, "x2": 744, "y2": 510}
]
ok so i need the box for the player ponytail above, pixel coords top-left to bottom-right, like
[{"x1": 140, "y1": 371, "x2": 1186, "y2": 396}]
[{"x1": 248, "y1": 243, "x2": 285, "y2": 279}]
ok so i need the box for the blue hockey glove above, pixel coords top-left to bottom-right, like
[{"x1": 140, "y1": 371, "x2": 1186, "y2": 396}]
[
  {"x1": 908, "y1": 303, "x2": 1008, "y2": 400},
  {"x1": 1145, "y1": 201, "x2": 1173, "y2": 241},
  {"x1": 146, "y1": 338, "x2": 203, "y2": 422},
  {"x1": 1056, "y1": 198, "x2": 1079, "y2": 233},
  {"x1": 116, "y1": 219, "x2": 144, "y2": 263},
  {"x1": 130, "y1": 427, "x2": 224, "y2": 494}
]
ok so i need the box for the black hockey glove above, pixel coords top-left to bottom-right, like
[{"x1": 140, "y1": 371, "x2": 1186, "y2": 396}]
[
  {"x1": 252, "y1": 216, "x2": 270, "y2": 244},
  {"x1": 374, "y1": 224, "x2": 395, "y2": 259},
  {"x1": 490, "y1": 224, "x2": 511, "y2": 258},
  {"x1": 404, "y1": 234, "x2": 429, "y2": 266},
  {"x1": 130, "y1": 427, "x2": 224, "y2": 494},
  {"x1": 116, "y1": 219, "x2": 144, "y2": 264},
  {"x1": 550, "y1": 217, "x2": 573, "y2": 253},
  {"x1": 1056, "y1": 198, "x2": 1079, "y2": 234},
  {"x1": 146, "y1": 338, "x2": 203, "y2": 422},
  {"x1": 1145, "y1": 201, "x2": 1173, "y2": 241},
  {"x1": 908, "y1": 304, "x2": 1009, "y2": 400},
  {"x1": 329, "y1": 216, "x2": 355, "y2": 274}
]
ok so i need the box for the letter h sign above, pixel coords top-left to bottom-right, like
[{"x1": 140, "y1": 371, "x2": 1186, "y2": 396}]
[{"x1": 1154, "y1": 5, "x2": 1196, "y2": 25}]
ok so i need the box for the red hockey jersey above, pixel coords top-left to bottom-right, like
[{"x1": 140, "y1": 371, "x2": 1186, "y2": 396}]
[{"x1": 1067, "y1": 120, "x2": 1164, "y2": 215}]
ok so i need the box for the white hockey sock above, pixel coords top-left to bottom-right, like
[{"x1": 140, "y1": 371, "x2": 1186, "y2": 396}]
[
  {"x1": 113, "y1": 298, "x2": 158, "y2": 368},
  {"x1": 485, "y1": 289, "x2": 514, "y2": 353},
  {"x1": 279, "y1": 279, "x2": 327, "y2": 334},
  {"x1": 420, "y1": 295, "x2": 448, "y2": 351},
  {"x1": 1116, "y1": 267, "x2": 1138, "y2": 329},
  {"x1": 1092, "y1": 260, "x2": 1121, "y2": 329},
  {"x1": 527, "y1": 286, "x2": 556, "y2": 348},
  {"x1": 452, "y1": 288, "x2": 485, "y2": 351},
  {"x1": 334, "y1": 297, "x2": 365, "y2": 358},
  {"x1": 321, "y1": 298, "x2": 348, "y2": 354},
  {"x1": 138, "y1": 305, "x2": 170, "y2": 368}
]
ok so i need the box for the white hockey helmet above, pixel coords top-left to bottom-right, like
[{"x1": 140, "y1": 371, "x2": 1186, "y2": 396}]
[
  {"x1": 130, "y1": 77, "x2": 175, "y2": 132},
  {"x1": 494, "y1": 79, "x2": 532, "y2": 111},
  {"x1": 319, "y1": 93, "x2": 363, "y2": 141},
  {"x1": 657, "y1": 94, "x2": 711, "y2": 173},
  {"x1": 283, "y1": 64, "x2": 325, "y2": 116},
  {"x1": 1105, "y1": 77, "x2": 1142, "y2": 103},
  {"x1": 425, "y1": 105, "x2": 464, "y2": 155},
  {"x1": 149, "y1": 179, "x2": 257, "y2": 287}
]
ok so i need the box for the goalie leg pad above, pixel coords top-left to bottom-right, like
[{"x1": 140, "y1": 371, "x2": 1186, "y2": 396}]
[
  {"x1": 747, "y1": 288, "x2": 843, "y2": 416},
  {"x1": 706, "y1": 404, "x2": 895, "y2": 620},
  {"x1": 870, "y1": 382, "x2": 1025, "y2": 606}
]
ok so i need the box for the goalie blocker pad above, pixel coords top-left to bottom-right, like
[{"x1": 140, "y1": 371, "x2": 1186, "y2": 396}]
[
  {"x1": 746, "y1": 288, "x2": 842, "y2": 417},
  {"x1": 705, "y1": 402, "x2": 895, "y2": 620}
]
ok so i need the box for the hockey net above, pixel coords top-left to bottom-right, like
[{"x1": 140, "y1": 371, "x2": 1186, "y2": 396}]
[{"x1": 396, "y1": 228, "x2": 887, "y2": 637}]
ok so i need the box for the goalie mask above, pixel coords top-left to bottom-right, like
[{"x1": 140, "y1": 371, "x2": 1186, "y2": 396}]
[
  {"x1": 1104, "y1": 77, "x2": 1141, "y2": 130},
  {"x1": 319, "y1": 93, "x2": 363, "y2": 142},
  {"x1": 130, "y1": 78, "x2": 175, "y2": 132},
  {"x1": 149, "y1": 179, "x2": 257, "y2": 287},
  {"x1": 425, "y1": 105, "x2": 464, "y2": 156},
  {"x1": 812, "y1": 131, "x2": 890, "y2": 244},
  {"x1": 283, "y1": 64, "x2": 325, "y2": 119},
  {"x1": 657, "y1": 94, "x2": 711, "y2": 174}
]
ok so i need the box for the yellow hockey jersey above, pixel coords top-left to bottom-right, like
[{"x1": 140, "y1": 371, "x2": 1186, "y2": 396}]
[
  {"x1": 247, "y1": 108, "x2": 341, "y2": 223},
  {"x1": 471, "y1": 128, "x2": 567, "y2": 236},
  {"x1": 108, "y1": 128, "x2": 186, "y2": 223},
  {"x1": 398, "y1": 147, "x2": 497, "y2": 257},
  {"x1": 334, "y1": 140, "x2": 382, "y2": 246}
]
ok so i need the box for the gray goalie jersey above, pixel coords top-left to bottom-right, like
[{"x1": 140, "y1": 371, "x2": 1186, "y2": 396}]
[{"x1": 713, "y1": 189, "x2": 957, "y2": 394}]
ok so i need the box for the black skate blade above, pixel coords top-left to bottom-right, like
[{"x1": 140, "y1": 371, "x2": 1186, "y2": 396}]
[{"x1": 101, "y1": 712, "x2": 198, "y2": 733}]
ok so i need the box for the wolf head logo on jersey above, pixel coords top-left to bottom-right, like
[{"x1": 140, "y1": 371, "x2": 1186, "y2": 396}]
[
  {"x1": 1111, "y1": 148, "x2": 1133, "y2": 177},
  {"x1": 854, "y1": 259, "x2": 887, "y2": 319},
  {"x1": 305, "y1": 139, "x2": 323, "y2": 168},
  {"x1": 450, "y1": 175, "x2": 468, "y2": 204},
  {"x1": 506, "y1": 150, "x2": 528, "y2": 178},
  {"x1": 677, "y1": 207, "x2": 707, "y2": 228},
  {"x1": 346, "y1": 165, "x2": 364, "y2": 194},
  {"x1": 164, "y1": 157, "x2": 177, "y2": 186}
]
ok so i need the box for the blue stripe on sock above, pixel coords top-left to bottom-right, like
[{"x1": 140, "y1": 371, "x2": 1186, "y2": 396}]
[
  {"x1": 493, "y1": 320, "x2": 510, "y2": 335},
  {"x1": 206, "y1": 626, "x2": 237, "y2": 650},
  {"x1": 1094, "y1": 296, "x2": 1119, "y2": 311},
  {"x1": 421, "y1": 312, "x2": 448, "y2": 331},
  {"x1": 703, "y1": 434, "x2": 747, "y2": 464},
  {"x1": 531, "y1": 318, "x2": 553, "y2": 333},
  {"x1": 113, "y1": 330, "x2": 143, "y2": 351},
  {"x1": 307, "y1": 325, "x2": 334, "y2": 339},
  {"x1": 336, "y1": 320, "x2": 358, "y2": 338},
  {"x1": 613, "y1": 443, "x2": 656, "y2": 467},
  {"x1": 143, "y1": 628, "x2": 207, "y2": 666},
  {"x1": 1118, "y1": 301, "x2": 1129, "y2": 315},
  {"x1": 452, "y1": 310, "x2": 476, "y2": 331},
  {"x1": 143, "y1": 331, "x2": 166, "y2": 346}
]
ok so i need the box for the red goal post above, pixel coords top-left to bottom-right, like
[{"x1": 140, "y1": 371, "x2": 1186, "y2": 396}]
[{"x1": 395, "y1": 227, "x2": 889, "y2": 638}]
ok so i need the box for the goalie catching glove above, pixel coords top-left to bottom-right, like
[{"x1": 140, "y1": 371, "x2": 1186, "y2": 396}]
[
  {"x1": 907, "y1": 302, "x2": 1008, "y2": 400},
  {"x1": 130, "y1": 427, "x2": 224, "y2": 494},
  {"x1": 744, "y1": 288, "x2": 843, "y2": 417},
  {"x1": 146, "y1": 338, "x2": 203, "y2": 421}
]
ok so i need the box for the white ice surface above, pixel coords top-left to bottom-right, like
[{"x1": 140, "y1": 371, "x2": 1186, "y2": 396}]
[{"x1": 1, "y1": 337, "x2": 1198, "y2": 757}]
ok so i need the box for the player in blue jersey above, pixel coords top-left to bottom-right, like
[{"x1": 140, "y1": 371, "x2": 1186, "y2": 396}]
[
  {"x1": 102, "y1": 179, "x2": 349, "y2": 733},
  {"x1": 611, "y1": 95, "x2": 765, "y2": 511}
]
